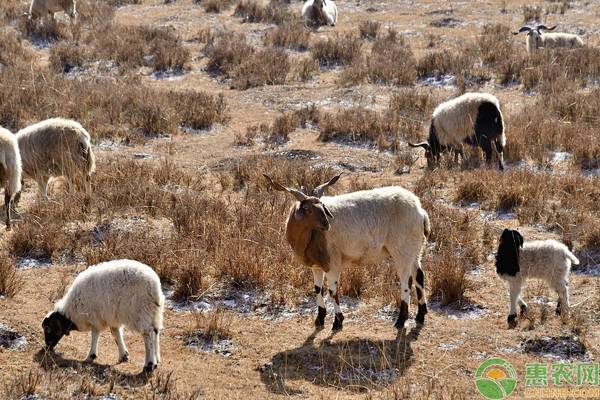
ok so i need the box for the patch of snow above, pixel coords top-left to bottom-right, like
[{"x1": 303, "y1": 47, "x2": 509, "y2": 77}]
[
  {"x1": 522, "y1": 336, "x2": 592, "y2": 361},
  {"x1": 429, "y1": 301, "x2": 488, "y2": 320},
  {"x1": 184, "y1": 334, "x2": 233, "y2": 357},
  {"x1": 133, "y1": 152, "x2": 154, "y2": 159},
  {"x1": 551, "y1": 151, "x2": 572, "y2": 164},
  {"x1": 419, "y1": 74, "x2": 456, "y2": 89},
  {"x1": 16, "y1": 257, "x2": 52, "y2": 269},
  {"x1": 151, "y1": 69, "x2": 186, "y2": 81},
  {"x1": 0, "y1": 323, "x2": 27, "y2": 350}
]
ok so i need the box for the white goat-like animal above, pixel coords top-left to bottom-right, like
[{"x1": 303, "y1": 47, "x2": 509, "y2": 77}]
[
  {"x1": 495, "y1": 229, "x2": 578, "y2": 328},
  {"x1": 0, "y1": 127, "x2": 22, "y2": 229},
  {"x1": 514, "y1": 25, "x2": 584, "y2": 54},
  {"x1": 16, "y1": 118, "x2": 95, "y2": 200},
  {"x1": 302, "y1": 0, "x2": 337, "y2": 28},
  {"x1": 29, "y1": 0, "x2": 77, "y2": 21},
  {"x1": 409, "y1": 92, "x2": 506, "y2": 170},
  {"x1": 42, "y1": 259, "x2": 165, "y2": 372},
  {"x1": 264, "y1": 174, "x2": 430, "y2": 331}
]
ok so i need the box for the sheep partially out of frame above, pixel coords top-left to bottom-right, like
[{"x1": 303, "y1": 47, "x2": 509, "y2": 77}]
[
  {"x1": 264, "y1": 174, "x2": 430, "y2": 331},
  {"x1": 513, "y1": 25, "x2": 584, "y2": 54},
  {"x1": 409, "y1": 92, "x2": 505, "y2": 171},
  {"x1": 0, "y1": 127, "x2": 22, "y2": 229},
  {"x1": 495, "y1": 229, "x2": 579, "y2": 328},
  {"x1": 302, "y1": 0, "x2": 337, "y2": 28},
  {"x1": 29, "y1": 0, "x2": 77, "y2": 22},
  {"x1": 16, "y1": 118, "x2": 95, "y2": 200},
  {"x1": 43, "y1": 259, "x2": 165, "y2": 372}
]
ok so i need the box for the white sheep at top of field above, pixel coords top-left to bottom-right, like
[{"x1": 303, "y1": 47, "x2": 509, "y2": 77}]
[
  {"x1": 302, "y1": 0, "x2": 337, "y2": 28},
  {"x1": 264, "y1": 173, "x2": 430, "y2": 331}
]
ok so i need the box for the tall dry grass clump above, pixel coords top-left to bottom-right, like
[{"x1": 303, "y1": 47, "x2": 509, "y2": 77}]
[
  {"x1": 0, "y1": 255, "x2": 23, "y2": 298},
  {"x1": 311, "y1": 34, "x2": 362, "y2": 67}
]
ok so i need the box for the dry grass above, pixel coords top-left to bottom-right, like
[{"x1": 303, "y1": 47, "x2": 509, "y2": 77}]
[
  {"x1": 195, "y1": 0, "x2": 237, "y2": 13},
  {"x1": 0, "y1": 255, "x2": 23, "y2": 298},
  {"x1": 311, "y1": 34, "x2": 362, "y2": 67},
  {"x1": 234, "y1": 0, "x2": 293, "y2": 25},
  {"x1": 264, "y1": 23, "x2": 311, "y2": 51},
  {"x1": 359, "y1": 20, "x2": 381, "y2": 40}
]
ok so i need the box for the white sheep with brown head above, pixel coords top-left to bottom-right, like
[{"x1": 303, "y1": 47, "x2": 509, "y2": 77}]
[{"x1": 264, "y1": 174, "x2": 430, "y2": 331}]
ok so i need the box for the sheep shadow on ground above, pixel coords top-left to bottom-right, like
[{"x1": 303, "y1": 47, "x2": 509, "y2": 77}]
[
  {"x1": 259, "y1": 325, "x2": 422, "y2": 394},
  {"x1": 34, "y1": 349, "x2": 150, "y2": 388}
]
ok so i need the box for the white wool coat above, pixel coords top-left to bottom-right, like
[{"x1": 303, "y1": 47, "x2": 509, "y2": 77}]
[
  {"x1": 527, "y1": 32, "x2": 584, "y2": 53},
  {"x1": 432, "y1": 92, "x2": 504, "y2": 147},
  {"x1": 318, "y1": 186, "x2": 429, "y2": 268},
  {"x1": 499, "y1": 239, "x2": 578, "y2": 288},
  {"x1": 55, "y1": 259, "x2": 164, "y2": 333},
  {"x1": 302, "y1": 0, "x2": 337, "y2": 27}
]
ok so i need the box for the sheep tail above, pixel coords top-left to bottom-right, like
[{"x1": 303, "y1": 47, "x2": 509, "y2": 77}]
[
  {"x1": 422, "y1": 210, "x2": 431, "y2": 239},
  {"x1": 565, "y1": 249, "x2": 579, "y2": 265}
]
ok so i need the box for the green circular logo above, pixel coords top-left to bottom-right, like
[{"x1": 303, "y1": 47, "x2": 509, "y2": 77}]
[{"x1": 475, "y1": 357, "x2": 517, "y2": 400}]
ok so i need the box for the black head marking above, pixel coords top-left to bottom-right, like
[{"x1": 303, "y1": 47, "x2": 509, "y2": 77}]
[
  {"x1": 42, "y1": 311, "x2": 78, "y2": 350},
  {"x1": 496, "y1": 229, "x2": 523, "y2": 276}
]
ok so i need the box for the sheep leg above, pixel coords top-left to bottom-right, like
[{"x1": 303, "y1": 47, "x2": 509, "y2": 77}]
[
  {"x1": 495, "y1": 139, "x2": 505, "y2": 171},
  {"x1": 518, "y1": 297, "x2": 528, "y2": 315},
  {"x1": 4, "y1": 191, "x2": 11, "y2": 229},
  {"x1": 154, "y1": 328, "x2": 161, "y2": 365},
  {"x1": 414, "y1": 264, "x2": 428, "y2": 324},
  {"x1": 326, "y1": 270, "x2": 344, "y2": 331},
  {"x1": 85, "y1": 330, "x2": 99, "y2": 362},
  {"x1": 142, "y1": 331, "x2": 155, "y2": 372},
  {"x1": 37, "y1": 176, "x2": 49, "y2": 200},
  {"x1": 110, "y1": 326, "x2": 128, "y2": 363},
  {"x1": 312, "y1": 268, "x2": 326, "y2": 327},
  {"x1": 507, "y1": 280, "x2": 521, "y2": 328},
  {"x1": 481, "y1": 138, "x2": 494, "y2": 167},
  {"x1": 555, "y1": 281, "x2": 570, "y2": 318},
  {"x1": 395, "y1": 271, "x2": 412, "y2": 329}
]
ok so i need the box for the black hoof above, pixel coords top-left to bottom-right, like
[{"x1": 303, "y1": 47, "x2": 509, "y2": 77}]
[
  {"x1": 332, "y1": 313, "x2": 344, "y2": 331},
  {"x1": 520, "y1": 304, "x2": 527, "y2": 315},
  {"x1": 144, "y1": 363, "x2": 155, "y2": 372},
  {"x1": 315, "y1": 306, "x2": 326, "y2": 327},
  {"x1": 395, "y1": 301, "x2": 409, "y2": 329},
  {"x1": 415, "y1": 304, "x2": 428, "y2": 324},
  {"x1": 119, "y1": 352, "x2": 129, "y2": 363},
  {"x1": 507, "y1": 314, "x2": 517, "y2": 329}
]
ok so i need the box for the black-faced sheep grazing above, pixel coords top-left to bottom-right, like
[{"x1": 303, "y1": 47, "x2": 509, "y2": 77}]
[
  {"x1": 43, "y1": 259, "x2": 164, "y2": 372},
  {"x1": 264, "y1": 174, "x2": 430, "y2": 331},
  {"x1": 0, "y1": 127, "x2": 22, "y2": 230},
  {"x1": 514, "y1": 25, "x2": 584, "y2": 54},
  {"x1": 302, "y1": 0, "x2": 337, "y2": 28},
  {"x1": 16, "y1": 118, "x2": 95, "y2": 200},
  {"x1": 29, "y1": 0, "x2": 77, "y2": 22},
  {"x1": 495, "y1": 229, "x2": 579, "y2": 328},
  {"x1": 409, "y1": 92, "x2": 505, "y2": 171}
]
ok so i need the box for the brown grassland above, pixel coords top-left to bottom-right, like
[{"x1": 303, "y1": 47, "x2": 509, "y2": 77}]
[{"x1": 0, "y1": 0, "x2": 599, "y2": 399}]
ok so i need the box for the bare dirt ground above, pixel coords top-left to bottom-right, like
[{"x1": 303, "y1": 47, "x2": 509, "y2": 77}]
[{"x1": 1, "y1": 0, "x2": 599, "y2": 399}]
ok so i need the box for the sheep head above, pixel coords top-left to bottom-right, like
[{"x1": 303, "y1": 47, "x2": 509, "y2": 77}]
[
  {"x1": 263, "y1": 174, "x2": 341, "y2": 231},
  {"x1": 314, "y1": 0, "x2": 326, "y2": 10},
  {"x1": 42, "y1": 311, "x2": 78, "y2": 350},
  {"x1": 495, "y1": 229, "x2": 524, "y2": 277},
  {"x1": 408, "y1": 142, "x2": 435, "y2": 168}
]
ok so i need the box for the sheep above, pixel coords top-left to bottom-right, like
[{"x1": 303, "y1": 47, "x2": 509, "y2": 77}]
[
  {"x1": 495, "y1": 229, "x2": 579, "y2": 328},
  {"x1": 42, "y1": 259, "x2": 164, "y2": 372},
  {"x1": 302, "y1": 0, "x2": 337, "y2": 28},
  {"x1": 15, "y1": 118, "x2": 95, "y2": 201},
  {"x1": 263, "y1": 173, "x2": 430, "y2": 331},
  {"x1": 29, "y1": 0, "x2": 77, "y2": 22},
  {"x1": 0, "y1": 127, "x2": 22, "y2": 230},
  {"x1": 409, "y1": 92, "x2": 505, "y2": 171},
  {"x1": 513, "y1": 25, "x2": 584, "y2": 54}
]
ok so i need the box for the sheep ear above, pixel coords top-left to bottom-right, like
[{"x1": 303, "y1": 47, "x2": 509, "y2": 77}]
[
  {"x1": 263, "y1": 174, "x2": 308, "y2": 202},
  {"x1": 516, "y1": 231, "x2": 524, "y2": 248},
  {"x1": 313, "y1": 174, "x2": 342, "y2": 198},
  {"x1": 323, "y1": 205, "x2": 333, "y2": 218}
]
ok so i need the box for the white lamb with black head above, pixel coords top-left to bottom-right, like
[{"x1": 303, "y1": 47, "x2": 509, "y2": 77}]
[
  {"x1": 264, "y1": 173, "x2": 430, "y2": 331},
  {"x1": 409, "y1": 92, "x2": 505, "y2": 171},
  {"x1": 495, "y1": 229, "x2": 578, "y2": 328},
  {"x1": 42, "y1": 259, "x2": 164, "y2": 372}
]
